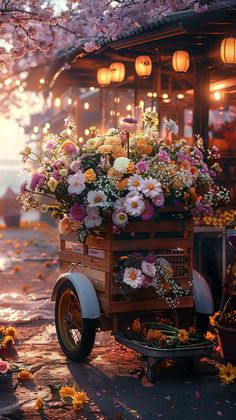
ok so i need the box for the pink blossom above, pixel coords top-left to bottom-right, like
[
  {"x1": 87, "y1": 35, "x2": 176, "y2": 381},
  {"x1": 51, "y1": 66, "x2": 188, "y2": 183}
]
[
  {"x1": 0, "y1": 359, "x2": 9, "y2": 374},
  {"x1": 158, "y1": 150, "x2": 170, "y2": 162},
  {"x1": 152, "y1": 192, "x2": 165, "y2": 207},
  {"x1": 141, "y1": 202, "x2": 155, "y2": 221},
  {"x1": 136, "y1": 161, "x2": 150, "y2": 174},
  {"x1": 69, "y1": 203, "x2": 87, "y2": 222},
  {"x1": 141, "y1": 275, "x2": 157, "y2": 288}
]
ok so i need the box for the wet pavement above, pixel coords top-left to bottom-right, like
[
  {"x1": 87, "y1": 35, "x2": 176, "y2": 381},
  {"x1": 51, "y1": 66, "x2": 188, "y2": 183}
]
[{"x1": 0, "y1": 223, "x2": 236, "y2": 419}]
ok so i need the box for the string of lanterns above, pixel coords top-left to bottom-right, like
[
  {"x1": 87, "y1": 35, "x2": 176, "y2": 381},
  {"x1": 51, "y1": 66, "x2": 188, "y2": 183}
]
[{"x1": 97, "y1": 37, "x2": 236, "y2": 86}]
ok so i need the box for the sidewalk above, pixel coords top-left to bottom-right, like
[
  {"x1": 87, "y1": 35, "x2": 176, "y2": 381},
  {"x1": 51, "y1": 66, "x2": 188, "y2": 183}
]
[{"x1": 0, "y1": 223, "x2": 235, "y2": 419}]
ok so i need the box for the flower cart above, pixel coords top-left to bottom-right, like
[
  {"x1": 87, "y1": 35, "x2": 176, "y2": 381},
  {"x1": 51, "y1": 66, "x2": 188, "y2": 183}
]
[{"x1": 20, "y1": 113, "x2": 225, "y2": 374}]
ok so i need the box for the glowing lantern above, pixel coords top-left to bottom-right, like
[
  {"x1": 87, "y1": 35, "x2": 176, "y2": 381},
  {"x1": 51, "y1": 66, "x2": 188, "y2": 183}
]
[
  {"x1": 220, "y1": 38, "x2": 236, "y2": 65},
  {"x1": 172, "y1": 51, "x2": 190, "y2": 73},
  {"x1": 109, "y1": 62, "x2": 125, "y2": 82},
  {"x1": 135, "y1": 56, "x2": 152, "y2": 77},
  {"x1": 97, "y1": 67, "x2": 111, "y2": 87}
]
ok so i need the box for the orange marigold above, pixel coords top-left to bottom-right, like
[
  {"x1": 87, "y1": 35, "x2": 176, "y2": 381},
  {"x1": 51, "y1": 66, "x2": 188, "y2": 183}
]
[
  {"x1": 136, "y1": 139, "x2": 153, "y2": 155},
  {"x1": 18, "y1": 370, "x2": 33, "y2": 381},
  {"x1": 1, "y1": 335, "x2": 15, "y2": 348},
  {"x1": 59, "y1": 385, "x2": 76, "y2": 399},
  {"x1": 72, "y1": 391, "x2": 88, "y2": 410},
  {"x1": 4, "y1": 326, "x2": 17, "y2": 338},
  {"x1": 116, "y1": 178, "x2": 129, "y2": 191},
  {"x1": 178, "y1": 329, "x2": 189, "y2": 343},
  {"x1": 84, "y1": 168, "x2": 97, "y2": 183},
  {"x1": 35, "y1": 398, "x2": 44, "y2": 411},
  {"x1": 132, "y1": 319, "x2": 141, "y2": 333}
]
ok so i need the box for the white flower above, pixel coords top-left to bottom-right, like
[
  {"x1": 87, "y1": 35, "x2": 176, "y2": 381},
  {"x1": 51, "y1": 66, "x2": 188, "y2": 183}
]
[
  {"x1": 68, "y1": 171, "x2": 85, "y2": 195},
  {"x1": 182, "y1": 170, "x2": 194, "y2": 187},
  {"x1": 113, "y1": 157, "x2": 130, "y2": 173},
  {"x1": 124, "y1": 193, "x2": 145, "y2": 216},
  {"x1": 141, "y1": 261, "x2": 156, "y2": 277},
  {"x1": 84, "y1": 207, "x2": 102, "y2": 228},
  {"x1": 114, "y1": 197, "x2": 125, "y2": 210},
  {"x1": 112, "y1": 210, "x2": 128, "y2": 227},
  {"x1": 123, "y1": 267, "x2": 144, "y2": 289},
  {"x1": 162, "y1": 118, "x2": 179, "y2": 136},
  {"x1": 70, "y1": 160, "x2": 81, "y2": 173},
  {"x1": 141, "y1": 177, "x2": 162, "y2": 199},
  {"x1": 128, "y1": 174, "x2": 142, "y2": 192},
  {"x1": 87, "y1": 190, "x2": 107, "y2": 207}
]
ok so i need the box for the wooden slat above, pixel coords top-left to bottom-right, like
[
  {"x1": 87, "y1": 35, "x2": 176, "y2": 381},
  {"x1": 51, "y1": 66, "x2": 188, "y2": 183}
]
[
  {"x1": 59, "y1": 250, "x2": 110, "y2": 271},
  {"x1": 111, "y1": 238, "x2": 193, "y2": 251},
  {"x1": 122, "y1": 220, "x2": 194, "y2": 233},
  {"x1": 108, "y1": 296, "x2": 193, "y2": 313}
]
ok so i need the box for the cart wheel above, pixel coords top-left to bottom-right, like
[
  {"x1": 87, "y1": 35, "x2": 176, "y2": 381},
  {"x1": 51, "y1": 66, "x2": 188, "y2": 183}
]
[{"x1": 55, "y1": 280, "x2": 96, "y2": 362}]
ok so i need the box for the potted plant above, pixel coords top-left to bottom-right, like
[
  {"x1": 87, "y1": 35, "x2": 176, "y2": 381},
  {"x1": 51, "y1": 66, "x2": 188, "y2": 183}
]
[{"x1": 212, "y1": 295, "x2": 236, "y2": 362}]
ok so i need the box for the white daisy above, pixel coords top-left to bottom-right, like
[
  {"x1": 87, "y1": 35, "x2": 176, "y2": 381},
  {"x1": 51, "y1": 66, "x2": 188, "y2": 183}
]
[
  {"x1": 141, "y1": 261, "x2": 156, "y2": 278},
  {"x1": 113, "y1": 157, "x2": 130, "y2": 173},
  {"x1": 123, "y1": 267, "x2": 144, "y2": 289},
  {"x1": 87, "y1": 190, "x2": 107, "y2": 207},
  {"x1": 68, "y1": 171, "x2": 85, "y2": 195},
  {"x1": 124, "y1": 193, "x2": 145, "y2": 216},
  {"x1": 112, "y1": 210, "x2": 128, "y2": 227},
  {"x1": 128, "y1": 174, "x2": 142, "y2": 192},
  {"x1": 114, "y1": 197, "x2": 125, "y2": 210},
  {"x1": 84, "y1": 207, "x2": 102, "y2": 228},
  {"x1": 141, "y1": 177, "x2": 162, "y2": 199}
]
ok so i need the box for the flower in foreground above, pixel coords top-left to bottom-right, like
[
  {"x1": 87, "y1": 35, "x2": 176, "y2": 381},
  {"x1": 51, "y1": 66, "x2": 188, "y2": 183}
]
[
  {"x1": 59, "y1": 385, "x2": 76, "y2": 399},
  {"x1": 35, "y1": 398, "x2": 44, "y2": 411},
  {"x1": 136, "y1": 160, "x2": 150, "y2": 174},
  {"x1": 178, "y1": 329, "x2": 189, "y2": 343},
  {"x1": 84, "y1": 168, "x2": 97, "y2": 183},
  {"x1": 3, "y1": 326, "x2": 17, "y2": 338},
  {"x1": 18, "y1": 370, "x2": 33, "y2": 381},
  {"x1": 141, "y1": 177, "x2": 162, "y2": 199},
  {"x1": 141, "y1": 260, "x2": 156, "y2": 277},
  {"x1": 141, "y1": 202, "x2": 155, "y2": 221},
  {"x1": 68, "y1": 171, "x2": 85, "y2": 195},
  {"x1": 112, "y1": 210, "x2": 128, "y2": 228},
  {"x1": 128, "y1": 174, "x2": 142, "y2": 192},
  {"x1": 72, "y1": 391, "x2": 88, "y2": 410},
  {"x1": 58, "y1": 217, "x2": 75, "y2": 235},
  {"x1": 219, "y1": 362, "x2": 236, "y2": 384},
  {"x1": 84, "y1": 207, "x2": 102, "y2": 228},
  {"x1": 123, "y1": 267, "x2": 144, "y2": 288},
  {"x1": 60, "y1": 140, "x2": 78, "y2": 155},
  {"x1": 87, "y1": 190, "x2": 107, "y2": 207},
  {"x1": 69, "y1": 203, "x2": 87, "y2": 222},
  {"x1": 124, "y1": 193, "x2": 145, "y2": 216},
  {"x1": 47, "y1": 177, "x2": 58, "y2": 192},
  {"x1": 0, "y1": 359, "x2": 9, "y2": 374},
  {"x1": 1, "y1": 335, "x2": 15, "y2": 348},
  {"x1": 113, "y1": 157, "x2": 130, "y2": 173}
]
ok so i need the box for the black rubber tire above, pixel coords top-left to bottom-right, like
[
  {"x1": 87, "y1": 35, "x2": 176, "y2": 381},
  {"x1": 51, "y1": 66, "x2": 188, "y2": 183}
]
[{"x1": 55, "y1": 280, "x2": 97, "y2": 362}]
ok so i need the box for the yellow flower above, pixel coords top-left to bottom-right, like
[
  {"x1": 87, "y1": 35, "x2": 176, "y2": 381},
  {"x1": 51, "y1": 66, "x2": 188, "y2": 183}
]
[
  {"x1": 59, "y1": 385, "x2": 76, "y2": 399},
  {"x1": 0, "y1": 326, "x2": 5, "y2": 334},
  {"x1": 72, "y1": 391, "x2": 88, "y2": 410},
  {"x1": 219, "y1": 362, "x2": 236, "y2": 384},
  {"x1": 205, "y1": 331, "x2": 216, "y2": 341},
  {"x1": 84, "y1": 168, "x2": 97, "y2": 183},
  {"x1": 35, "y1": 398, "x2": 44, "y2": 411},
  {"x1": 209, "y1": 312, "x2": 220, "y2": 327},
  {"x1": 47, "y1": 177, "x2": 58, "y2": 192},
  {"x1": 178, "y1": 329, "x2": 189, "y2": 343},
  {"x1": 1, "y1": 335, "x2": 15, "y2": 348},
  {"x1": 18, "y1": 370, "x2": 33, "y2": 381},
  {"x1": 188, "y1": 327, "x2": 196, "y2": 335},
  {"x1": 3, "y1": 326, "x2": 16, "y2": 338},
  {"x1": 132, "y1": 319, "x2": 141, "y2": 333}
]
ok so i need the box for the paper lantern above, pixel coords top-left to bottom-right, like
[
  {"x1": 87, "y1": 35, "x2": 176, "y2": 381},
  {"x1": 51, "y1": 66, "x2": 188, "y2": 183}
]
[
  {"x1": 135, "y1": 56, "x2": 152, "y2": 77},
  {"x1": 97, "y1": 67, "x2": 111, "y2": 87},
  {"x1": 220, "y1": 38, "x2": 236, "y2": 65},
  {"x1": 109, "y1": 62, "x2": 125, "y2": 82},
  {"x1": 172, "y1": 50, "x2": 190, "y2": 73}
]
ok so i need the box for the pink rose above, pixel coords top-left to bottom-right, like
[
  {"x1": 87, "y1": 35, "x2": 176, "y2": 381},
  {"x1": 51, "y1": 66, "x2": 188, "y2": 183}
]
[{"x1": 0, "y1": 359, "x2": 9, "y2": 374}]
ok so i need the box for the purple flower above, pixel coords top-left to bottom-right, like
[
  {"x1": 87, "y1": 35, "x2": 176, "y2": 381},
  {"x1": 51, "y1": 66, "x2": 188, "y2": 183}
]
[
  {"x1": 69, "y1": 203, "x2": 87, "y2": 222},
  {"x1": 20, "y1": 181, "x2": 27, "y2": 194},
  {"x1": 192, "y1": 201, "x2": 213, "y2": 217},
  {"x1": 122, "y1": 117, "x2": 137, "y2": 124},
  {"x1": 152, "y1": 191, "x2": 165, "y2": 207},
  {"x1": 141, "y1": 202, "x2": 155, "y2": 221},
  {"x1": 141, "y1": 275, "x2": 156, "y2": 288},
  {"x1": 136, "y1": 160, "x2": 150, "y2": 174},
  {"x1": 30, "y1": 172, "x2": 45, "y2": 191},
  {"x1": 209, "y1": 170, "x2": 216, "y2": 178},
  {"x1": 145, "y1": 254, "x2": 156, "y2": 264},
  {"x1": 51, "y1": 170, "x2": 61, "y2": 181},
  {"x1": 200, "y1": 163, "x2": 209, "y2": 174},
  {"x1": 158, "y1": 150, "x2": 170, "y2": 162},
  {"x1": 177, "y1": 151, "x2": 188, "y2": 163},
  {"x1": 52, "y1": 160, "x2": 65, "y2": 170},
  {"x1": 193, "y1": 147, "x2": 203, "y2": 160}
]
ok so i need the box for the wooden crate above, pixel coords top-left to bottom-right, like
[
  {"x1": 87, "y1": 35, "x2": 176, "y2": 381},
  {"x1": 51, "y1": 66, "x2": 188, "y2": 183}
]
[{"x1": 59, "y1": 208, "x2": 194, "y2": 315}]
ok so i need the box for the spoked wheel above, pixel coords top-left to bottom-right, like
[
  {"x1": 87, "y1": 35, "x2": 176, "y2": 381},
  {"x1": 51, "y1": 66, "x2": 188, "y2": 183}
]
[{"x1": 55, "y1": 280, "x2": 96, "y2": 362}]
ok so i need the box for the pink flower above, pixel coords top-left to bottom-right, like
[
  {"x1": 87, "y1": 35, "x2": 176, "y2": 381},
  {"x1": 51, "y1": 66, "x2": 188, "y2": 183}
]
[
  {"x1": 145, "y1": 254, "x2": 156, "y2": 264},
  {"x1": 152, "y1": 192, "x2": 165, "y2": 207},
  {"x1": 0, "y1": 359, "x2": 9, "y2": 374},
  {"x1": 158, "y1": 150, "x2": 170, "y2": 162},
  {"x1": 69, "y1": 204, "x2": 87, "y2": 222},
  {"x1": 136, "y1": 161, "x2": 150, "y2": 174},
  {"x1": 141, "y1": 276, "x2": 157, "y2": 288},
  {"x1": 141, "y1": 202, "x2": 154, "y2": 221}
]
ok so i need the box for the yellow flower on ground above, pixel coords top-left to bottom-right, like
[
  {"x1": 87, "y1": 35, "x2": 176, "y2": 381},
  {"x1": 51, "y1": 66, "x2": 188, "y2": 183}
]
[
  {"x1": 35, "y1": 398, "x2": 44, "y2": 411},
  {"x1": 59, "y1": 385, "x2": 76, "y2": 399},
  {"x1": 132, "y1": 319, "x2": 141, "y2": 333},
  {"x1": 72, "y1": 391, "x2": 88, "y2": 410},
  {"x1": 219, "y1": 362, "x2": 236, "y2": 384},
  {"x1": 84, "y1": 168, "x2": 97, "y2": 183},
  {"x1": 178, "y1": 329, "x2": 189, "y2": 343},
  {"x1": 18, "y1": 370, "x2": 33, "y2": 381},
  {"x1": 3, "y1": 326, "x2": 16, "y2": 338},
  {"x1": 1, "y1": 335, "x2": 15, "y2": 348}
]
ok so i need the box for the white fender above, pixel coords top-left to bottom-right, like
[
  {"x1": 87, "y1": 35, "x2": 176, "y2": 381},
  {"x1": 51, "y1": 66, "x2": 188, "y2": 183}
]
[
  {"x1": 192, "y1": 269, "x2": 214, "y2": 315},
  {"x1": 51, "y1": 272, "x2": 100, "y2": 319}
]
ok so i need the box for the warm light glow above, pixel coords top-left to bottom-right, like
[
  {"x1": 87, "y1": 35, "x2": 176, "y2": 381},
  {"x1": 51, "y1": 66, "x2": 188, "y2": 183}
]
[
  {"x1": 97, "y1": 67, "x2": 111, "y2": 87},
  {"x1": 127, "y1": 114, "x2": 131, "y2": 118},
  {"x1": 135, "y1": 55, "x2": 152, "y2": 77},
  {"x1": 39, "y1": 78, "x2": 45, "y2": 85},
  {"x1": 84, "y1": 129, "x2": 90, "y2": 136},
  {"x1": 45, "y1": 122, "x2": 50, "y2": 129},
  {"x1": 172, "y1": 50, "x2": 190, "y2": 73},
  {"x1": 126, "y1": 104, "x2": 132, "y2": 111},
  {"x1": 110, "y1": 62, "x2": 125, "y2": 82},
  {"x1": 177, "y1": 93, "x2": 184, "y2": 99},
  {"x1": 15, "y1": 80, "x2": 21, "y2": 86},
  {"x1": 34, "y1": 96, "x2": 40, "y2": 104},
  {"x1": 153, "y1": 92, "x2": 157, "y2": 98},
  {"x1": 79, "y1": 137, "x2": 84, "y2": 143},
  {"x1": 19, "y1": 126, "x2": 25, "y2": 134},
  {"x1": 31, "y1": 133, "x2": 36, "y2": 140},
  {"x1": 18, "y1": 86, "x2": 24, "y2": 93},
  {"x1": 67, "y1": 97, "x2": 72, "y2": 105},
  {"x1": 84, "y1": 102, "x2": 89, "y2": 110},
  {"x1": 55, "y1": 97, "x2": 61, "y2": 107},
  {"x1": 110, "y1": 110, "x2": 115, "y2": 116},
  {"x1": 220, "y1": 38, "x2": 236, "y2": 64},
  {"x1": 214, "y1": 91, "x2": 221, "y2": 101},
  {"x1": 33, "y1": 125, "x2": 39, "y2": 133},
  {"x1": 147, "y1": 92, "x2": 153, "y2": 97},
  {"x1": 114, "y1": 97, "x2": 120, "y2": 103},
  {"x1": 90, "y1": 86, "x2": 95, "y2": 91},
  {"x1": 163, "y1": 98, "x2": 171, "y2": 103},
  {"x1": 162, "y1": 93, "x2": 168, "y2": 99},
  {"x1": 116, "y1": 112, "x2": 120, "y2": 116},
  {"x1": 4, "y1": 78, "x2": 12, "y2": 86},
  {"x1": 139, "y1": 100, "x2": 144, "y2": 109},
  {"x1": 43, "y1": 127, "x2": 48, "y2": 134}
]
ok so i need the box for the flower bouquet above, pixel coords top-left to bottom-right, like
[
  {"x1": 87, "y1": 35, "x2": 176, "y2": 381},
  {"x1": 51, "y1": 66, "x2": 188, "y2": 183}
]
[{"x1": 20, "y1": 112, "x2": 228, "y2": 244}]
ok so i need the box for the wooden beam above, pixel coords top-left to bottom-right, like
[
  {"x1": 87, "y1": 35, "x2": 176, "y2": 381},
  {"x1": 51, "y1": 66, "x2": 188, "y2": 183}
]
[{"x1": 193, "y1": 59, "x2": 210, "y2": 149}]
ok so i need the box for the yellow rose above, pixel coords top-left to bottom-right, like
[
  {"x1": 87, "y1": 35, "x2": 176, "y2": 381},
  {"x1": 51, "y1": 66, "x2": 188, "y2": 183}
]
[
  {"x1": 47, "y1": 177, "x2": 58, "y2": 192},
  {"x1": 84, "y1": 168, "x2": 96, "y2": 183}
]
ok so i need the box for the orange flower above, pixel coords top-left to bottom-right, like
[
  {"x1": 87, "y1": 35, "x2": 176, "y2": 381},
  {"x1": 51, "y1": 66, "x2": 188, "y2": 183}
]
[
  {"x1": 72, "y1": 391, "x2": 88, "y2": 410},
  {"x1": 127, "y1": 162, "x2": 136, "y2": 174},
  {"x1": 188, "y1": 327, "x2": 196, "y2": 335},
  {"x1": 136, "y1": 139, "x2": 153, "y2": 155},
  {"x1": 59, "y1": 385, "x2": 76, "y2": 399},
  {"x1": 190, "y1": 166, "x2": 198, "y2": 176},
  {"x1": 112, "y1": 146, "x2": 126, "y2": 159},
  {"x1": 178, "y1": 329, "x2": 189, "y2": 343},
  {"x1": 3, "y1": 326, "x2": 16, "y2": 338},
  {"x1": 35, "y1": 398, "x2": 44, "y2": 411},
  {"x1": 180, "y1": 160, "x2": 191, "y2": 171},
  {"x1": 132, "y1": 319, "x2": 141, "y2": 333},
  {"x1": 60, "y1": 140, "x2": 77, "y2": 155},
  {"x1": 107, "y1": 168, "x2": 122, "y2": 180},
  {"x1": 18, "y1": 370, "x2": 33, "y2": 381},
  {"x1": 98, "y1": 144, "x2": 113, "y2": 154},
  {"x1": 84, "y1": 168, "x2": 97, "y2": 183},
  {"x1": 116, "y1": 178, "x2": 129, "y2": 190},
  {"x1": 1, "y1": 335, "x2": 15, "y2": 348}
]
